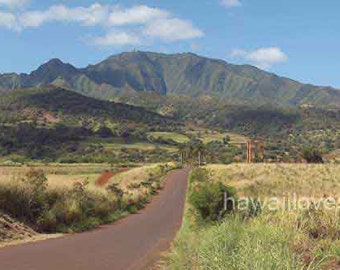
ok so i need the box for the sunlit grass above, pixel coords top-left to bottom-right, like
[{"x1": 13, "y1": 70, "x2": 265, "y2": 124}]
[
  {"x1": 147, "y1": 132, "x2": 190, "y2": 144},
  {"x1": 207, "y1": 163, "x2": 340, "y2": 197},
  {"x1": 165, "y1": 164, "x2": 340, "y2": 269},
  {"x1": 0, "y1": 163, "x2": 180, "y2": 234}
]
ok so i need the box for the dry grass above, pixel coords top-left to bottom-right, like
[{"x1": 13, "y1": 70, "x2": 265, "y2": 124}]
[
  {"x1": 0, "y1": 164, "x2": 116, "y2": 191},
  {"x1": 325, "y1": 148, "x2": 340, "y2": 163},
  {"x1": 206, "y1": 163, "x2": 340, "y2": 197},
  {"x1": 110, "y1": 163, "x2": 168, "y2": 188},
  {"x1": 198, "y1": 163, "x2": 340, "y2": 268},
  {"x1": 108, "y1": 162, "x2": 179, "y2": 202},
  {"x1": 0, "y1": 163, "x2": 180, "y2": 237},
  {"x1": 0, "y1": 162, "x2": 178, "y2": 192}
]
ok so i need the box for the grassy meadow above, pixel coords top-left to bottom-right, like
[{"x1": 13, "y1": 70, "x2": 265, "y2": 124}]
[
  {"x1": 165, "y1": 164, "x2": 340, "y2": 270},
  {"x1": 0, "y1": 164, "x2": 113, "y2": 189},
  {"x1": 147, "y1": 132, "x2": 190, "y2": 144}
]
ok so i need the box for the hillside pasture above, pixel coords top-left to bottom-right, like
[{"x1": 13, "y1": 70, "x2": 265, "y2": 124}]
[{"x1": 147, "y1": 132, "x2": 190, "y2": 144}]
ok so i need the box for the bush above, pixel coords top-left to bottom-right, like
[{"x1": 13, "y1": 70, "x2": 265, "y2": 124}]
[
  {"x1": 302, "y1": 147, "x2": 324, "y2": 163},
  {"x1": 0, "y1": 163, "x2": 176, "y2": 233},
  {"x1": 0, "y1": 169, "x2": 49, "y2": 225},
  {"x1": 189, "y1": 167, "x2": 210, "y2": 183},
  {"x1": 189, "y1": 182, "x2": 236, "y2": 222}
]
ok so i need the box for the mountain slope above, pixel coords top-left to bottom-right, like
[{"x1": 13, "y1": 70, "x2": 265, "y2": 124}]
[
  {"x1": 1, "y1": 51, "x2": 340, "y2": 107},
  {"x1": 0, "y1": 86, "x2": 174, "y2": 127}
]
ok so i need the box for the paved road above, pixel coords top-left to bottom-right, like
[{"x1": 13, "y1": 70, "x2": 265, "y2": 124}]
[{"x1": 0, "y1": 168, "x2": 190, "y2": 270}]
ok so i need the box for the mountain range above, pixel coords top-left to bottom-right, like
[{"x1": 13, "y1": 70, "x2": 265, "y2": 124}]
[{"x1": 1, "y1": 51, "x2": 340, "y2": 107}]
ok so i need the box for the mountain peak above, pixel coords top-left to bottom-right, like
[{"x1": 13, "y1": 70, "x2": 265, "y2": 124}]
[
  {"x1": 41, "y1": 58, "x2": 66, "y2": 68},
  {"x1": 0, "y1": 51, "x2": 339, "y2": 107},
  {"x1": 28, "y1": 58, "x2": 79, "y2": 83}
]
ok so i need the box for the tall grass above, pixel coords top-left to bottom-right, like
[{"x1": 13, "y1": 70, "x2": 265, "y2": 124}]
[
  {"x1": 207, "y1": 164, "x2": 340, "y2": 197},
  {"x1": 0, "y1": 163, "x2": 180, "y2": 234},
  {"x1": 164, "y1": 164, "x2": 340, "y2": 269},
  {"x1": 166, "y1": 215, "x2": 302, "y2": 270}
]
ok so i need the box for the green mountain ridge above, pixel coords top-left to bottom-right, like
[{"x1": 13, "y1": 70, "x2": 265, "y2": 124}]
[
  {"x1": 1, "y1": 51, "x2": 340, "y2": 107},
  {"x1": 0, "y1": 86, "x2": 174, "y2": 127}
]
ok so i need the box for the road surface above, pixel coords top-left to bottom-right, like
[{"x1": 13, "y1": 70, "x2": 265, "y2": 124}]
[{"x1": 0, "y1": 168, "x2": 190, "y2": 270}]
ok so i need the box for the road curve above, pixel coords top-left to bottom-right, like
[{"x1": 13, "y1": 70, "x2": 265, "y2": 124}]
[{"x1": 0, "y1": 168, "x2": 190, "y2": 270}]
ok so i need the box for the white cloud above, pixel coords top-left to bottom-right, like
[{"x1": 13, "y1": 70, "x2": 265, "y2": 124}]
[
  {"x1": 229, "y1": 47, "x2": 288, "y2": 69},
  {"x1": 109, "y1": 5, "x2": 169, "y2": 26},
  {"x1": 0, "y1": 0, "x2": 29, "y2": 9},
  {"x1": 220, "y1": 0, "x2": 242, "y2": 8},
  {"x1": 143, "y1": 18, "x2": 204, "y2": 42},
  {"x1": 0, "y1": 3, "x2": 204, "y2": 47},
  {"x1": 0, "y1": 11, "x2": 17, "y2": 30},
  {"x1": 92, "y1": 31, "x2": 140, "y2": 46},
  {"x1": 19, "y1": 3, "x2": 110, "y2": 28}
]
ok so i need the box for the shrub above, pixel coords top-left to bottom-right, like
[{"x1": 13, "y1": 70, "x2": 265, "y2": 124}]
[
  {"x1": 189, "y1": 167, "x2": 209, "y2": 183},
  {"x1": 189, "y1": 182, "x2": 236, "y2": 222},
  {"x1": 302, "y1": 147, "x2": 324, "y2": 163},
  {"x1": 23, "y1": 169, "x2": 48, "y2": 191},
  {"x1": 0, "y1": 163, "x2": 176, "y2": 233},
  {"x1": 239, "y1": 198, "x2": 263, "y2": 219}
]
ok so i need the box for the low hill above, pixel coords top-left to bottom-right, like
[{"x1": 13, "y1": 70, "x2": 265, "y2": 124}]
[
  {"x1": 0, "y1": 86, "x2": 175, "y2": 127},
  {"x1": 1, "y1": 51, "x2": 340, "y2": 107},
  {"x1": 0, "y1": 86, "x2": 180, "y2": 162}
]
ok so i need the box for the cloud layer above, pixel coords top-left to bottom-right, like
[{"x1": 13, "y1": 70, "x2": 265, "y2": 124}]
[
  {"x1": 0, "y1": 0, "x2": 29, "y2": 9},
  {"x1": 229, "y1": 47, "x2": 288, "y2": 69},
  {"x1": 220, "y1": 0, "x2": 242, "y2": 8},
  {"x1": 0, "y1": 3, "x2": 204, "y2": 47}
]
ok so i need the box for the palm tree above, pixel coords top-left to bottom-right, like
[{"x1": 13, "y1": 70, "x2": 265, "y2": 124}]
[{"x1": 187, "y1": 139, "x2": 206, "y2": 166}]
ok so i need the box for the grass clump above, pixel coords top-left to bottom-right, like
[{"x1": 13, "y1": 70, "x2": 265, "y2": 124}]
[{"x1": 166, "y1": 216, "x2": 302, "y2": 270}]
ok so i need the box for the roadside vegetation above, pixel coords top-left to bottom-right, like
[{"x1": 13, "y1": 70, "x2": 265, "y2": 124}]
[
  {"x1": 164, "y1": 164, "x2": 340, "y2": 269},
  {"x1": 0, "y1": 163, "x2": 179, "y2": 234}
]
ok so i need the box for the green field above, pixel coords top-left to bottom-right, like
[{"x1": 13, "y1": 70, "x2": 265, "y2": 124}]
[{"x1": 147, "y1": 132, "x2": 190, "y2": 143}]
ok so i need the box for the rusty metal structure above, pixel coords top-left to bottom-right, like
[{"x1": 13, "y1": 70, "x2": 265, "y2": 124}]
[{"x1": 246, "y1": 138, "x2": 264, "y2": 163}]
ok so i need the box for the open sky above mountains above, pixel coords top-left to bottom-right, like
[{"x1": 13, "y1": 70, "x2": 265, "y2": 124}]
[{"x1": 1, "y1": 0, "x2": 340, "y2": 88}]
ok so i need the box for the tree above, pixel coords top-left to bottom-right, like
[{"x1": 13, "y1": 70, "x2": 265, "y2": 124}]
[
  {"x1": 97, "y1": 126, "x2": 113, "y2": 138},
  {"x1": 186, "y1": 139, "x2": 207, "y2": 166},
  {"x1": 223, "y1": 135, "x2": 231, "y2": 145},
  {"x1": 302, "y1": 147, "x2": 324, "y2": 163}
]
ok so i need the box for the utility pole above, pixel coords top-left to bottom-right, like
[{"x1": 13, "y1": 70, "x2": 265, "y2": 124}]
[{"x1": 198, "y1": 151, "x2": 202, "y2": 167}]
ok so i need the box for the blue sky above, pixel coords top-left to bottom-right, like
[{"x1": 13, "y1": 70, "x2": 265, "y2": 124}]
[{"x1": 0, "y1": 0, "x2": 340, "y2": 88}]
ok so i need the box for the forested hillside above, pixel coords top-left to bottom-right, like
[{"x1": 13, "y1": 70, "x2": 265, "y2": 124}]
[{"x1": 0, "y1": 87, "x2": 181, "y2": 163}]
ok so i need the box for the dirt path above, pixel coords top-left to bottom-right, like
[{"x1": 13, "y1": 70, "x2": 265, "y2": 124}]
[
  {"x1": 95, "y1": 171, "x2": 116, "y2": 187},
  {"x1": 95, "y1": 169, "x2": 129, "y2": 187},
  {"x1": 0, "y1": 168, "x2": 190, "y2": 270}
]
